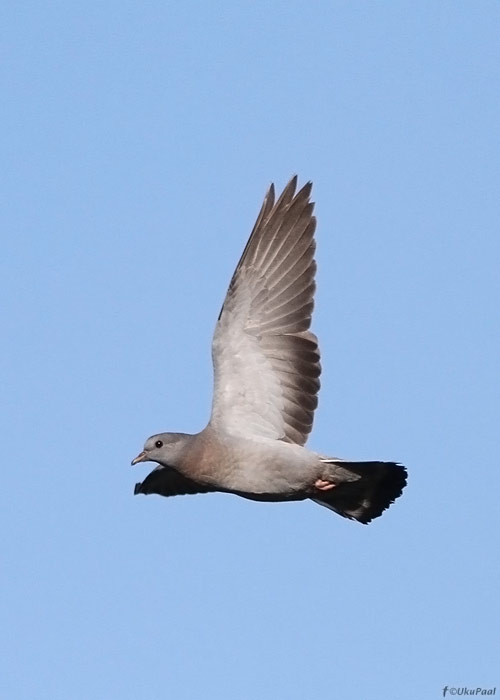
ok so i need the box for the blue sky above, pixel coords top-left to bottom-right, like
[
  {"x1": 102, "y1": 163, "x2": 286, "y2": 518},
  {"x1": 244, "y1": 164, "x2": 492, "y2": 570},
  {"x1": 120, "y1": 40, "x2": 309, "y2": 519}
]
[{"x1": 2, "y1": 2, "x2": 499, "y2": 698}]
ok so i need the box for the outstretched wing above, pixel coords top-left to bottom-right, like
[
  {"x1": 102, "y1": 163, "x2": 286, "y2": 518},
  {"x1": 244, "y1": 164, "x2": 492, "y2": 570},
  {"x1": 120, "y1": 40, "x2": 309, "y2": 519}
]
[{"x1": 209, "y1": 177, "x2": 320, "y2": 445}]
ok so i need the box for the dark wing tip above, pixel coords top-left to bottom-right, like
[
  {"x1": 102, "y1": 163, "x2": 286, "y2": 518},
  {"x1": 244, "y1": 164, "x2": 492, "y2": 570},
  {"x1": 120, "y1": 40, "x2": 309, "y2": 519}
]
[
  {"x1": 296, "y1": 180, "x2": 313, "y2": 202},
  {"x1": 264, "y1": 182, "x2": 276, "y2": 210},
  {"x1": 134, "y1": 482, "x2": 143, "y2": 495},
  {"x1": 273, "y1": 176, "x2": 298, "y2": 210}
]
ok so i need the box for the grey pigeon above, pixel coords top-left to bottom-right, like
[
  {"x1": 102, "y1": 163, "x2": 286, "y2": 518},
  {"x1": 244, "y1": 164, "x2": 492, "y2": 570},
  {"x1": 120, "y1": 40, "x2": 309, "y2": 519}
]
[{"x1": 132, "y1": 177, "x2": 407, "y2": 523}]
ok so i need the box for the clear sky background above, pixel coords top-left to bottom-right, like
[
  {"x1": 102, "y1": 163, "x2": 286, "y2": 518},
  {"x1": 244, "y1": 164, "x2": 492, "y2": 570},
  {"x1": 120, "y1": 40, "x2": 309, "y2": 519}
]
[{"x1": 2, "y1": 3, "x2": 499, "y2": 699}]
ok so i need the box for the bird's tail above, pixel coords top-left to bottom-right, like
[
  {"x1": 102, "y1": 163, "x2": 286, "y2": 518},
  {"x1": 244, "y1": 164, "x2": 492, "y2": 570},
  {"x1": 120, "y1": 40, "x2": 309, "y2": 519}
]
[{"x1": 311, "y1": 459, "x2": 407, "y2": 524}]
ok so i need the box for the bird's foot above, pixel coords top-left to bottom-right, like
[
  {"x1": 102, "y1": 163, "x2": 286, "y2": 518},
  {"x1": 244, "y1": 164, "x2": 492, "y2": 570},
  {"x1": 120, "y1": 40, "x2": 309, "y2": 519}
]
[{"x1": 314, "y1": 478, "x2": 337, "y2": 491}]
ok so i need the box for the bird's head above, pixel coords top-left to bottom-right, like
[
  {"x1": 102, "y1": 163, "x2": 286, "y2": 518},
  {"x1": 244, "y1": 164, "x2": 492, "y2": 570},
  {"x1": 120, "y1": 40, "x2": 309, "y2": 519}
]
[{"x1": 131, "y1": 432, "x2": 189, "y2": 468}]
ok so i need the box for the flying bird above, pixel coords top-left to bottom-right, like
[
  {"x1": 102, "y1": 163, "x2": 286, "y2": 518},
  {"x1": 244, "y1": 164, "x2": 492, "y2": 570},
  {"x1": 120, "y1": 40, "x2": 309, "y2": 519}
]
[{"x1": 132, "y1": 177, "x2": 407, "y2": 523}]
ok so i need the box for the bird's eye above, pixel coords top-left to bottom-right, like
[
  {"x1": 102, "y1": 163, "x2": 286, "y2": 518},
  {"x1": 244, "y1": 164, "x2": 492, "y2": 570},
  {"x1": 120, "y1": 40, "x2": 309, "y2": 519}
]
[{"x1": 155, "y1": 440, "x2": 163, "y2": 448}]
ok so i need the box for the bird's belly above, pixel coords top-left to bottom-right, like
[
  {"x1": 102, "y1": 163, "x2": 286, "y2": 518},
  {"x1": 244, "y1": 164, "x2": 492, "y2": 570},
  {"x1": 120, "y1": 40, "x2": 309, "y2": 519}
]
[{"x1": 199, "y1": 438, "x2": 317, "y2": 496}]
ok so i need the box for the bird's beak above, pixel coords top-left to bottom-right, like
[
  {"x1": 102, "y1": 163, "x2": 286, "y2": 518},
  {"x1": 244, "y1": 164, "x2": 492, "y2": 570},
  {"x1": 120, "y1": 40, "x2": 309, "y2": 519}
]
[{"x1": 131, "y1": 451, "x2": 148, "y2": 466}]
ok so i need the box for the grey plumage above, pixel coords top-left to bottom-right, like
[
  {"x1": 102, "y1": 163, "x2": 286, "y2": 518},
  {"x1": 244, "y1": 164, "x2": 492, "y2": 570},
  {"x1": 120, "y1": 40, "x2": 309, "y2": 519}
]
[
  {"x1": 211, "y1": 177, "x2": 320, "y2": 445},
  {"x1": 132, "y1": 177, "x2": 407, "y2": 524}
]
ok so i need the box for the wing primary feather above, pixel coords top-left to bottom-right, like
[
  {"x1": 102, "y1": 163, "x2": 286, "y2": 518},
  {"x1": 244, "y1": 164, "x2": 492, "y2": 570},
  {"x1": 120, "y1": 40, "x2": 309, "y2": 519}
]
[
  {"x1": 218, "y1": 182, "x2": 275, "y2": 320},
  {"x1": 252, "y1": 187, "x2": 313, "y2": 276}
]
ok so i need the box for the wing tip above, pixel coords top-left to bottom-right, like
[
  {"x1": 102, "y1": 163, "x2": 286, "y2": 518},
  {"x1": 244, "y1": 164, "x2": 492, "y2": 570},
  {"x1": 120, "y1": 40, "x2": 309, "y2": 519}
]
[
  {"x1": 266, "y1": 175, "x2": 315, "y2": 213},
  {"x1": 297, "y1": 180, "x2": 313, "y2": 202}
]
